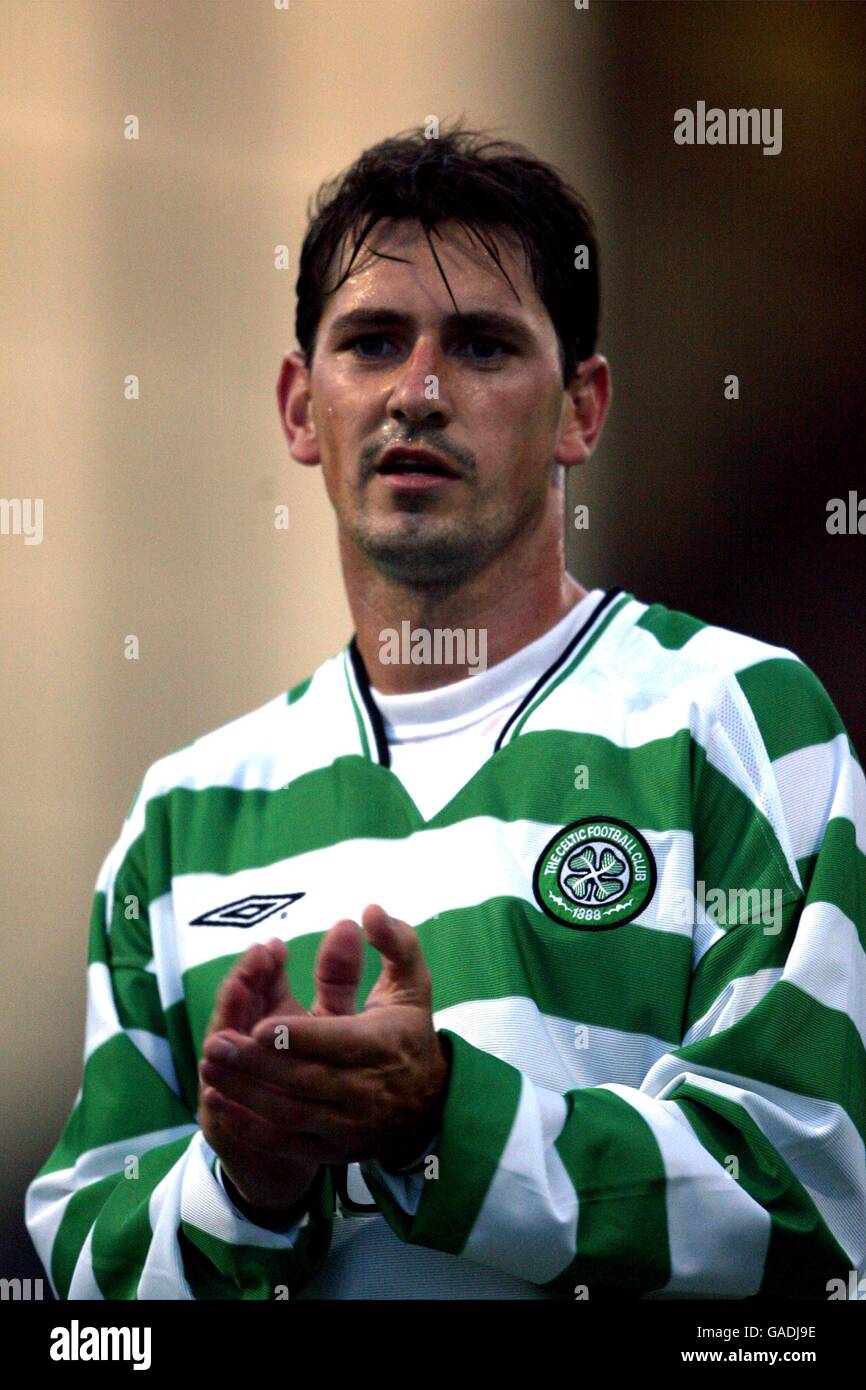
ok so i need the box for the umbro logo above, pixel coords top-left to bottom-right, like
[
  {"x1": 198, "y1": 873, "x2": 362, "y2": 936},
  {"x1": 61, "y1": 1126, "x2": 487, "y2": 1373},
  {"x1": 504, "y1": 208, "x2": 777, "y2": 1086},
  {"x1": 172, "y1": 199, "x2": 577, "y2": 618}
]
[{"x1": 189, "y1": 893, "x2": 305, "y2": 928}]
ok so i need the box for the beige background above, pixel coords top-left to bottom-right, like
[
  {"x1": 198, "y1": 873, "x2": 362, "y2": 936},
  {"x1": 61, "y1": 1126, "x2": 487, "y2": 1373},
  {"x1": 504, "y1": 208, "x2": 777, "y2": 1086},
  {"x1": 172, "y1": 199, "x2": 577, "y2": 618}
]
[{"x1": 2, "y1": 1, "x2": 863, "y2": 1284}]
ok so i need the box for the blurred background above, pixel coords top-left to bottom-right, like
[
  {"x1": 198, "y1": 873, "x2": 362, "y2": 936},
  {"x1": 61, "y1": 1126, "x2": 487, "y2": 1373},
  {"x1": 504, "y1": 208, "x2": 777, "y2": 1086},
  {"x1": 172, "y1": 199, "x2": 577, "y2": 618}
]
[{"x1": 2, "y1": 0, "x2": 863, "y2": 1287}]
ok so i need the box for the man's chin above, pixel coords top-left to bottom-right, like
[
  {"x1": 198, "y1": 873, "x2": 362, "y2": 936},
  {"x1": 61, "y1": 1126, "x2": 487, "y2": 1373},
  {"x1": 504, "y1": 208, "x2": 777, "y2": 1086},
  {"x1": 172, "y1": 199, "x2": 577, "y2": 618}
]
[{"x1": 354, "y1": 528, "x2": 485, "y2": 590}]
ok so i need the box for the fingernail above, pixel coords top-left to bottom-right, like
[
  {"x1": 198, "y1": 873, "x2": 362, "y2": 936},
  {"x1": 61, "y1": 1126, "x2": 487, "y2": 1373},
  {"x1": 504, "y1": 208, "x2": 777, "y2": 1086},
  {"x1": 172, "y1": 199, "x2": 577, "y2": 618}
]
[{"x1": 206, "y1": 1037, "x2": 238, "y2": 1062}]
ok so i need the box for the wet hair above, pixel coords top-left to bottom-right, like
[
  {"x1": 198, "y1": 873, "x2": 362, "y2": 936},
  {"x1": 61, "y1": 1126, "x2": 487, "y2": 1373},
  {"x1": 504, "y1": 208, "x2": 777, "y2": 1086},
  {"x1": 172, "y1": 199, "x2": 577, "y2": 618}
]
[{"x1": 294, "y1": 120, "x2": 601, "y2": 386}]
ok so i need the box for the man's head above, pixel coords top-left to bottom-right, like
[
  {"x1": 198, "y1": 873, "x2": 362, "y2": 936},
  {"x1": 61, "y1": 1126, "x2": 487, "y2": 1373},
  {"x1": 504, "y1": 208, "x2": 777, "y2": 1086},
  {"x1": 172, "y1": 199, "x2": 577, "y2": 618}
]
[{"x1": 278, "y1": 124, "x2": 610, "y2": 593}]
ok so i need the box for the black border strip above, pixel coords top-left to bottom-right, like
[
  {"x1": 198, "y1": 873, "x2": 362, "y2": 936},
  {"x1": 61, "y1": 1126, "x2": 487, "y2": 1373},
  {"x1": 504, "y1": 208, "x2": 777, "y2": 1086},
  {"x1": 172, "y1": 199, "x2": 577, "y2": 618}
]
[
  {"x1": 493, "y1": 587, "x2": 623, "y2": 753},
  {"x1": 348, "y1": 635, "x2": 392, "y2": 768}
]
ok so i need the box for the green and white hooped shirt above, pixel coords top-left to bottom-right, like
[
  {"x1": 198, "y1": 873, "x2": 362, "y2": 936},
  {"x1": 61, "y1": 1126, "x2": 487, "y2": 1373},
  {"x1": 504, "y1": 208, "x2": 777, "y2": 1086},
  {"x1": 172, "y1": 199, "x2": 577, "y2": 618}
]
[{"x1": 26, "y1": 588, "x2": 866, "y2": 1299}]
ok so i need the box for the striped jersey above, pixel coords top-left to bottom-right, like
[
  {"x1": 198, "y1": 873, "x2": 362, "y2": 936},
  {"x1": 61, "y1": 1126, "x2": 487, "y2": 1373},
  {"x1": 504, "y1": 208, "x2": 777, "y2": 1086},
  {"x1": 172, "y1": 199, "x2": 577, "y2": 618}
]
[{"x1": 25, "y1": 587, "x2": 866, "y2": 1298}]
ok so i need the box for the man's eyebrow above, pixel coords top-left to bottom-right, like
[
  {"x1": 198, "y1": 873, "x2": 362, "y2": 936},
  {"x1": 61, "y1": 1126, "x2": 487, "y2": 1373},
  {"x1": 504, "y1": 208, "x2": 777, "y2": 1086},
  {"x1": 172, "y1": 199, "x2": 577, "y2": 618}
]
[{"x1": 326, "y1": 307, "x2": 537, "y2": 346}]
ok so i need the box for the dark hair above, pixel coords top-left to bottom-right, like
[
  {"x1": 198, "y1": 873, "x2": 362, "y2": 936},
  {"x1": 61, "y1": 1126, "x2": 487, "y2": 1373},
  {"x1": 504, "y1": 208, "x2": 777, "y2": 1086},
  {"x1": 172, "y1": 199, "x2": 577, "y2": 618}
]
[{"x1": 294, "y1": 121, "x2": 601, "y2": 387}]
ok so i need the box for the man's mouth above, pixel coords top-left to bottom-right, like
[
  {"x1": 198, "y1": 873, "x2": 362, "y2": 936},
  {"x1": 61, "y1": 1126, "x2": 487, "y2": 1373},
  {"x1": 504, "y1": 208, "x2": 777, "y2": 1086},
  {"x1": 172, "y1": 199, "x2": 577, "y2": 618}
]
[{"x1": 376, "y1": 446, "x2": 461, "y2": 481}]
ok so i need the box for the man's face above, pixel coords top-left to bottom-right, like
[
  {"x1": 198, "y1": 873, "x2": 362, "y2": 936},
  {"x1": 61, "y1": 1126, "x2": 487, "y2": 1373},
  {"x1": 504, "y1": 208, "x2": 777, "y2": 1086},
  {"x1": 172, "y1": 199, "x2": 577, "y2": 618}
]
[{"x1": 303, "y1": 218, "x2": 572, "y2": 589}]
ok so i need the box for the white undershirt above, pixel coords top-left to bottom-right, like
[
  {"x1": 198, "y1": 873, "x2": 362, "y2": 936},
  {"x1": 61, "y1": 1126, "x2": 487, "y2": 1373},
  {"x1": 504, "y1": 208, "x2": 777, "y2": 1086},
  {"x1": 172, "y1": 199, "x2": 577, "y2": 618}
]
[{"x1": 369, "y1": 589, "x2": 605, "y2": 820}]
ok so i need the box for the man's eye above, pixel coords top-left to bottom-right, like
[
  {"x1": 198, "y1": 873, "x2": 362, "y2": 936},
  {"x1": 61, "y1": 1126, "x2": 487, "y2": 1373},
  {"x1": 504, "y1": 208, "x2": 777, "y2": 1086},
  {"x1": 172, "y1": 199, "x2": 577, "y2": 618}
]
[
  {"x1": 348, "y1": 334, "x2": 394, "y2": 359},
  {"x1": 459, "y1": 336, "x2": 510, "y2": 362},
  {"x1": 344, "y1": 334, "x2": 511, "y2": 363}
]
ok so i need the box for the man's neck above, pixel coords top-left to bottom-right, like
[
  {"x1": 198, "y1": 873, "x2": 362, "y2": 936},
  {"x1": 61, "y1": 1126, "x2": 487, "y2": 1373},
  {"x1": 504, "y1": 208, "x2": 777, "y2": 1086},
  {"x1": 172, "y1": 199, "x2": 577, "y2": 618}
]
[{"x1": 346, "y1": 549, "x2": 588, "y2": 695}]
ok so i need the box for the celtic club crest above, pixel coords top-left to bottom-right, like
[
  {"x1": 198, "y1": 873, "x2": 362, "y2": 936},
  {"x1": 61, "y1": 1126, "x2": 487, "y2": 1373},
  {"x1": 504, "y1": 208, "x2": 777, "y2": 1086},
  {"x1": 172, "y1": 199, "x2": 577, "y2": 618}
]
[{"x1": 533, "y1": 816, "x2": 657, "y2": 930}]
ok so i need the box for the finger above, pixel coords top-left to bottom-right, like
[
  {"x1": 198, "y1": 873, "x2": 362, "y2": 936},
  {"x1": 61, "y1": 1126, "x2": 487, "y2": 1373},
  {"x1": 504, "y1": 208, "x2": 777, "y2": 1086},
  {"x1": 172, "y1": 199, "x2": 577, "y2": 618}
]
[
  {"x1": 239, "y1": 940, "x2": 307, "y2": 1024},
  {"x1": 200, "y1": 1084, "x2": 331, "y2": 1158},
  {"x1": 312, "y1": 919, "x2": 365, "y2": 1017},
  {"x1": 206, "y1": 939, "x2": 286, "y2": 1035},
  {"x1": 234, "y1": 941, "x2": 288, "y2": 1016},
  {"x1": 250, "y1": 1010, "x2": 389, "y2": 1064},
  {"x1": 258, "y1": 937, "x2": 314, "y2": 1021},
  {"x1": 262, "y1": 938, "x2": 297, "y2": 1010},
  {"x1": 361, "y1": 905, "x2": 430, "y2": 1006},
  {"x1": 199, "y1": 1057, "x2": 348, "y2": 1127},
  {"x1": 253, "y1": 937, "x2": 293, "y2": 994},
  {"x1": 199, "y1": 1086, "x2": 316, "y2": 1176},
  {"x1": 207, "y1": 969, "x2": 258, "y2": 1035},
  {"x1": 200, "y1": 1080, "x2": 356, "y2": 1168},
  {"x1": 201, "y1": 1038, "x2": 359, "y2": 1102},
  {"x1": 263, "y1": 937, "x2": 288, "y2": 970}
]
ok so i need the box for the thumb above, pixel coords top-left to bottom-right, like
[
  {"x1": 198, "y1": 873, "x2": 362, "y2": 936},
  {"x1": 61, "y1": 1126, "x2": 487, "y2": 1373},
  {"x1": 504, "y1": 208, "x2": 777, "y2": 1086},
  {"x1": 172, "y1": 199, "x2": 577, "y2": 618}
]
[
  {"x1": 361, "y1": 904, "x2": 430, "y2": 1008},
  {"x1": 311, "y1": 918, "x2": 365, "y2": 1017}
]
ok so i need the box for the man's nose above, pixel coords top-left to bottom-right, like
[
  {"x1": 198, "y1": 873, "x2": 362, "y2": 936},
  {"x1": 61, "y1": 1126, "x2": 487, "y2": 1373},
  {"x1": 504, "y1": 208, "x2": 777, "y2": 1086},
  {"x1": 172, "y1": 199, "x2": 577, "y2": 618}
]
[{"x1": 386, "y1": 337, "x2": 451, "y2": 426}]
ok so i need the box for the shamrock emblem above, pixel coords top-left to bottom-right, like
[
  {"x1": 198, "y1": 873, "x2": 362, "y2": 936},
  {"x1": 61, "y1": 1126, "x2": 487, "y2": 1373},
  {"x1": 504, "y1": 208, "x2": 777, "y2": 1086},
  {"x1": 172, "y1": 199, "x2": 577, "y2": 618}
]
[{"x1": 563, "y1": 843, "x2": 629, "y2": 905}]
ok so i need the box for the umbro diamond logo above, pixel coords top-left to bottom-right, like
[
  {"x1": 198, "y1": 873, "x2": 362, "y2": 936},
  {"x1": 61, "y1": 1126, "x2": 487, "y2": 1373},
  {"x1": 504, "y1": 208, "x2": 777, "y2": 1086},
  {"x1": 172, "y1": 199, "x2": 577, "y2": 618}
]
[{"x1": 189, "y1": 893, "x2": 305, "y2": 928}]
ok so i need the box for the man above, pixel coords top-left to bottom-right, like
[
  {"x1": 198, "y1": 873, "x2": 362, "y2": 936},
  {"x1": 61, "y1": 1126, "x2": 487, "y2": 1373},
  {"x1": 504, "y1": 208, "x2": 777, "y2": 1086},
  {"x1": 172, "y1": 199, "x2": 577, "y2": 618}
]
[{"x1": 27, "y1": 126, "x2": 865, "y2": 1299}]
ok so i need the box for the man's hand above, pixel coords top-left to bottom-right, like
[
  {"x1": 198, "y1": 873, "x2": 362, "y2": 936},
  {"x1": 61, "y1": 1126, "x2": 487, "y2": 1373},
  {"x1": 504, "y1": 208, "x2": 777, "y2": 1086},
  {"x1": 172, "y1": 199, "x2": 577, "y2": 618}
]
[
  {"x1": 199, "y1": 905, "x2": 451, "y2": 1172},
  {"x1": 198, "y1": 919, "x2": 364, "y2": 1213}
]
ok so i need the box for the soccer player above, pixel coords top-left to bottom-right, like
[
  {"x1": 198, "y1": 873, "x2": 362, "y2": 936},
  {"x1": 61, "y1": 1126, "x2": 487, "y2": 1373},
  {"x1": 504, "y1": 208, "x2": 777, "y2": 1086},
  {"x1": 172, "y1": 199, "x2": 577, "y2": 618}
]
[{"x1": 26, "y1": 126, "x2": 866, "y2": 1299}]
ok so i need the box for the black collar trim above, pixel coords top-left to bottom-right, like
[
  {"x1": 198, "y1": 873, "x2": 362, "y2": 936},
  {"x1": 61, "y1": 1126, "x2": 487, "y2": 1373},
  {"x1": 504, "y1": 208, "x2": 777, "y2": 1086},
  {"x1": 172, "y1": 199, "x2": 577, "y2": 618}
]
[
  {"x1": 493, "y1": 587, "x2": 622, "y2": 752},
  {"x1": 348, "y1": 587, "x2": 622, "y2": 769},
  {"x1": 348, "y1": 635, "x2": 392, "y2": 768}
]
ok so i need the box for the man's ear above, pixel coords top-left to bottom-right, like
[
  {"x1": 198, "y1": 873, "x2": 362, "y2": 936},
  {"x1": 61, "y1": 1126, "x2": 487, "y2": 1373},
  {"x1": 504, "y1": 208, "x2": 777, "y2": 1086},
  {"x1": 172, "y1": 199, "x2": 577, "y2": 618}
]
[
  {"x1": 276, "y1": 350, "x2": 320, "y2": 466},
  {"x1": 553, "y1": 353, "x2": 612, "y2": 471}
]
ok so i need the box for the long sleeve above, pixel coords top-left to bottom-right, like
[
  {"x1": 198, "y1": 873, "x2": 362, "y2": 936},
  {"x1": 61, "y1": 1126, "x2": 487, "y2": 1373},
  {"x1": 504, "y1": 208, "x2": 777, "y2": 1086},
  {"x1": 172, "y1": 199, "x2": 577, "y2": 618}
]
[
  {"x1": 25, "y1": 783, "x2": 336, "y2": 1300},
  {"x1": 362, "y1": 657, "x2": 866, "y2": 1298}
]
